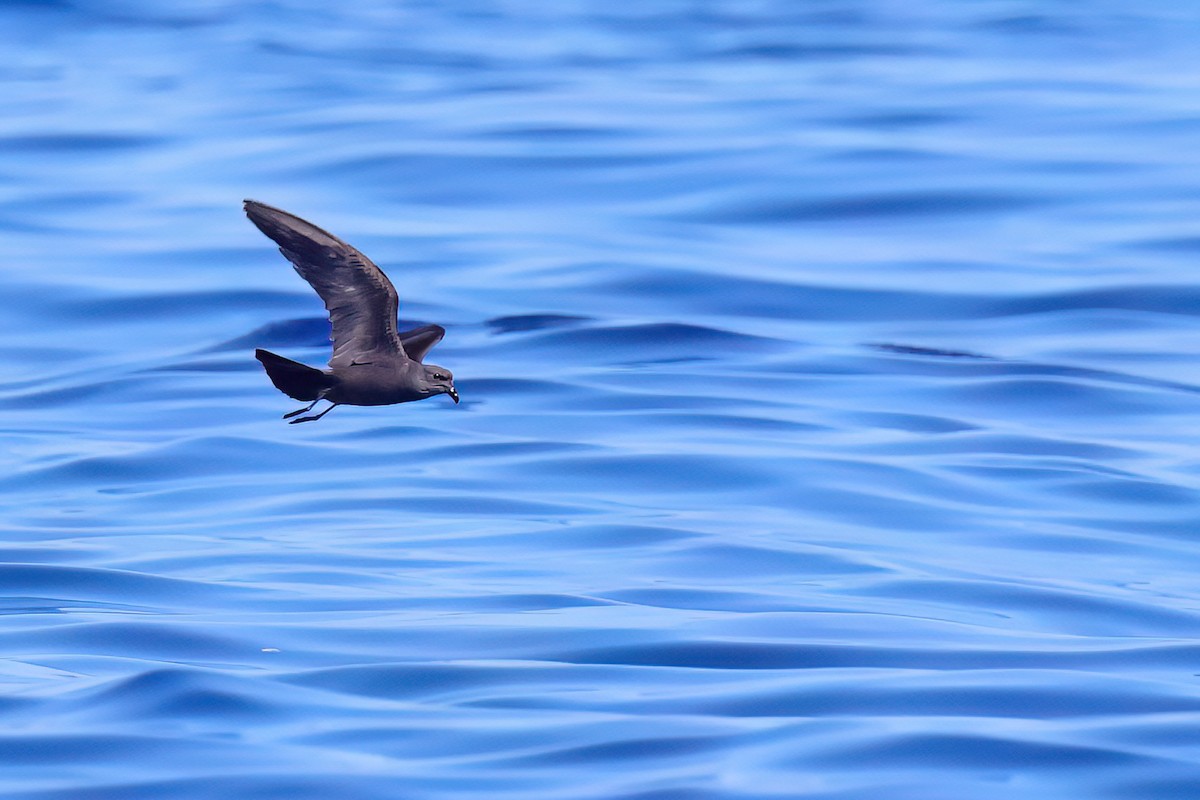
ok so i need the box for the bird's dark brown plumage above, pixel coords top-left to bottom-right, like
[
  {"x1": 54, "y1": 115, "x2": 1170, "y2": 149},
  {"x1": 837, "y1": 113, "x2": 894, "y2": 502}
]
[{"x1": 246, "y1": 200, "x2": 458, "y2": 423}]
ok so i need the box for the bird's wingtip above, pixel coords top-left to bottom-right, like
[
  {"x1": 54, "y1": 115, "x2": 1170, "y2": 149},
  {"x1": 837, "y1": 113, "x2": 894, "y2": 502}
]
[
  {"x1": 244, "y1": 199, "x2": 287, "y2": 219},
  {"x1": 243, "y1": 200, "x2": 292, "y2": 234}
]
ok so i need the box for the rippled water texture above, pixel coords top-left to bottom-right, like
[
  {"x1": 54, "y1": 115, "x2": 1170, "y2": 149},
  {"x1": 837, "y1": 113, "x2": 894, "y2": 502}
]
[{"x1": 4, "y1": 2, "x2": 1200, "y2": 798}]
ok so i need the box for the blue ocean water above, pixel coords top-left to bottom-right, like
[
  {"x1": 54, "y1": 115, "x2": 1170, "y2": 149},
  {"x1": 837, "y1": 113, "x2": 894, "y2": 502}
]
[{"x1": 4, "y1": 1, "x2": 1200, "y2": 797}]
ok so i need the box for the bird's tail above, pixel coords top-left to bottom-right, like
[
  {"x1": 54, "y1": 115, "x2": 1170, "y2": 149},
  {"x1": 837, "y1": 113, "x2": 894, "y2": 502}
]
[{"x1": 255, "y1": 349, "x2": 334, "y2": 401}]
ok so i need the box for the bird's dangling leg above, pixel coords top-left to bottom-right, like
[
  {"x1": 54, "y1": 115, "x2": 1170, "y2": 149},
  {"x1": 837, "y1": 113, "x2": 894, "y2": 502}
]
[
  {"x1": 288, "y1": 403, "x2": 340, "y2": 424},
  {"x1": 283, "y1": 389, "x2": 330, "y2": 419},
  {"x1": 283, "y1": 399, "x2": 321, "y2": 419}
]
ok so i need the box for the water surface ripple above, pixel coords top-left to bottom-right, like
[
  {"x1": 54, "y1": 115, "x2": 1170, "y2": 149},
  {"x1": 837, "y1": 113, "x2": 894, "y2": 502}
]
[{"x1": 3, "y1": 2, "x2": 1200, "y2": 798}]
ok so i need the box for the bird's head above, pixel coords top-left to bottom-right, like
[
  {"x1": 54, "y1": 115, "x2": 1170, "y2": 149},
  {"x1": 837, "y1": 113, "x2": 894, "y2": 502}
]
[{"x1": 422, "y1": 364, "x2": 458, "y2": 404}]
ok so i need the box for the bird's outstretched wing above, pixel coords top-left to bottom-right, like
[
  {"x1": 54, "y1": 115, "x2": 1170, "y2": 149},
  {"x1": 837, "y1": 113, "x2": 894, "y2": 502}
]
[
  {"x1": 244, "y1": 200, "x2": 405, "y2": 368},
  {"x1": 398, "y1": 324, "x2": 445, "y2": 363}
]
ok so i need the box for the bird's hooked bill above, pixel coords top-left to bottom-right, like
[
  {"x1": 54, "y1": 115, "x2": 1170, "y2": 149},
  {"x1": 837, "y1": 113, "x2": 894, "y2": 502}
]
[{"x1": 448, "y1": 387, "x2": 460, "y2": 404}]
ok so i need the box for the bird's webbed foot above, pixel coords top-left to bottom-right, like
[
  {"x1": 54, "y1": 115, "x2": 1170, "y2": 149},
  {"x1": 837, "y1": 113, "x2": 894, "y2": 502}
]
[
  {"x1": 287, "y1": 403, "x2": 339, "y2": 424},
  {"x1": 283, "y1": 396, "x2": 325, "y2": 419}
]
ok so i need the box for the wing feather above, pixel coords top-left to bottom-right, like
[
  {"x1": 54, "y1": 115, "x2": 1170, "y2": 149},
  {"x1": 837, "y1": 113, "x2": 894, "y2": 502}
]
[
  {"x1": 398, "y1": 324, "x2": 445, "y2": 363},
  {"x1": 245, "y1": 200, "x2": 404, "y2": 367}
]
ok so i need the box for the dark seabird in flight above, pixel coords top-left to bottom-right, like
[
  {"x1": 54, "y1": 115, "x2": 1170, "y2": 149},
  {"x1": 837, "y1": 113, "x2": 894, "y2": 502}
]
[{"x1": 245, "y1": 200, "x2": 458, "y2": 423}]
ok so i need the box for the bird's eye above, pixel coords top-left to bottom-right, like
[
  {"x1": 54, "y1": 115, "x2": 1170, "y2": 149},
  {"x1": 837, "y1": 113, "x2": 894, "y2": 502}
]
[{"x1": 433, "y1": 373, "x2": 447, "y2": 381}]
